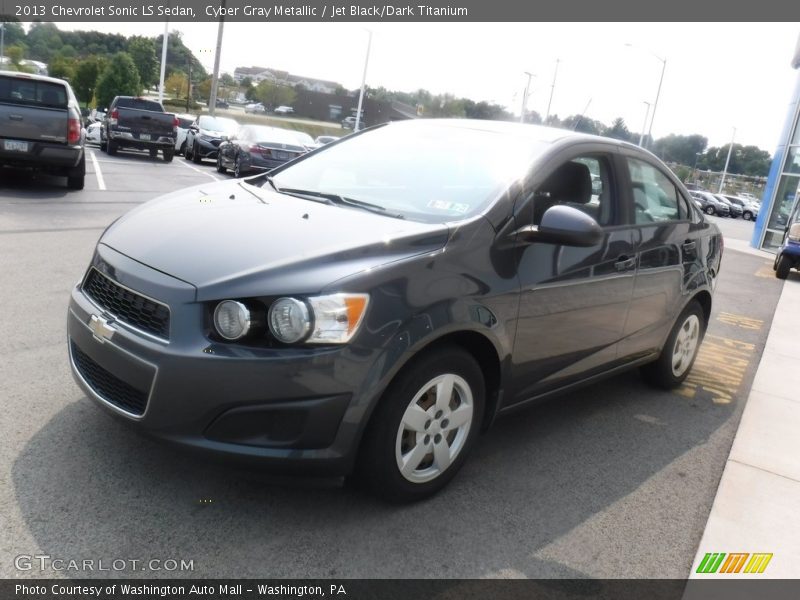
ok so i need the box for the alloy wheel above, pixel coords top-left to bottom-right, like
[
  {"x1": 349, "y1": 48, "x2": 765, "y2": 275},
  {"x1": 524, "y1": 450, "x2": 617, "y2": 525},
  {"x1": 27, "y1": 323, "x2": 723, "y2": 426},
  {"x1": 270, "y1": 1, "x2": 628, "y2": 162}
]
[{"x1": 671, "y1": 314, "x2": 700, "y2": 377}]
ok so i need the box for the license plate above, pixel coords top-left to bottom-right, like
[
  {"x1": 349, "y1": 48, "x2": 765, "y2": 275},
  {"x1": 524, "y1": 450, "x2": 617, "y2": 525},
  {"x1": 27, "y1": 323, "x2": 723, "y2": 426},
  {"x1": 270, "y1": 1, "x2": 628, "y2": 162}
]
[
  {"x1": 139, "y1": 133, "x2": 151, "y2": 141},
  {"x1": 275, "y1": 151, "x2": 289, "y2": 160},
  {"x1": 4, "y1": 139, "x2": 29, "y2": 152}
]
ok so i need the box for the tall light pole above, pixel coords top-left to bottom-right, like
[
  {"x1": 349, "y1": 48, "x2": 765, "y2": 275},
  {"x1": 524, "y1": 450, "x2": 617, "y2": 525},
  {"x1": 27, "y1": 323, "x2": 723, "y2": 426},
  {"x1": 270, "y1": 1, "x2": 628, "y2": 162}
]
[
  {"x1": 1, "y1": 23, "x2": 5, "y2": 67},
  {"x1": 354, "y1": 29, "x2": 372, "y2": 131},
  {"x1": 719, "y1": 127, "x2": 737, "y2": 193},
  {"x1": 158, "y1": 21, "x2": 168, "y2": 104},
  {"x1": 545, "y1": 59, "x2": 559, "y2": 123},
  {"x1": 520, "y1": 71, "x2": 534, "y2": 123},
  {"x1": 625, "y1": 44, "x2": 666, "y2": 149},
  {"x1": 208, "y1": 0, "x2": 226, "y2": 117},
  {"x1": 638, "y1": 101, "x2": 651, "y2": 147}
]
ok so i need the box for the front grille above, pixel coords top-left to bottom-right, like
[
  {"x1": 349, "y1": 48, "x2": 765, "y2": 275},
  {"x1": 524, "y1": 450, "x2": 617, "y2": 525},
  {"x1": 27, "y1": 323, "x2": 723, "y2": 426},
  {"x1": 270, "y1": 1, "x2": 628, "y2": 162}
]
[
  {"x1": 83, "y1": 269, "x2": 170, "y2": 340},
  {"x1": 71, "y1": 342, "x2": 149, "y2": 416},
  {"x1": 210, "y1": 139, "x2": 222, "y2": 147}
]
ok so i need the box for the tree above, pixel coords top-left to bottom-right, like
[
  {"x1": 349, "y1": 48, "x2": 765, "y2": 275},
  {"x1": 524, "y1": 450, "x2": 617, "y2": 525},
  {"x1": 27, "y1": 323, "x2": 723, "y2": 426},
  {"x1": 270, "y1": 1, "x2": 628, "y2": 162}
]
[
  {"x1": 127, "y1": 36, "x2": 158, "y2": 89},
  {"x1": 73, "y1": 56, "x2": 106, "y2": 106},
  {"x1": 651, "y1": 134, "x2": 708, "y2": 165},
  {"x1": 253, "y1": 81, "x2": 296, "y2": 108},
  {"x1": 95, "y1": 52, "x2": 141, "y2": 109},
  {"x1": 0, "y1": 21, "x2": 26, "y2": 47},
  {"x1": 561, "y1": 114, "x2": 604, "y2": 135},
  {"x1": 219, "y1": 73, "x2": 235, "y2": 87},
  {"x1": 154, "y1": 31, "x2": 207, "y2": 80},
  {"x1": 605, "y1": 117, "x2": 633, "y2": 142},
  {"x1": 5, "y1": 45, "x2": 25, "y2": 70},
  {"x1": 25, "y1": 22, "x2": 62, "y2": 62},
  {"x1": 164, "y1": 72, "x2": 189, "y2": 98},
  {"x1": 700, "y1": 144, "x2": 771, "y2": 177},
  {"x1": 48, "y1": 55, "x2": 75, "y2": 80},
  {"x1": 240, "y1": 76, "x2": 253, "y2": 88}
]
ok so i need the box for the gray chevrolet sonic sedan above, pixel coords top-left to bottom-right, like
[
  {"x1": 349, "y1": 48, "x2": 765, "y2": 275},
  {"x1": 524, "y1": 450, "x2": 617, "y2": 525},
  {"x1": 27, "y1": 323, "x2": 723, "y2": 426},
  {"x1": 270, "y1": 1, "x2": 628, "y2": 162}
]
[{"x1": 68, "y1": 119, "x2": 722, "y2": 502}]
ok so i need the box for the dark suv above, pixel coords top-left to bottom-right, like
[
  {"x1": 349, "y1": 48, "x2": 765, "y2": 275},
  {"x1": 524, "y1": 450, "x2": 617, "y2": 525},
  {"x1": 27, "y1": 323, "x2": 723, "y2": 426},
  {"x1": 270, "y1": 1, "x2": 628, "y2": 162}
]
[
  {"x1": 68, "y1": 120, "x2": 722, "y2": 501},
  {"x1": 0, "y1": 71, "x2": 85, "y2": 189}
]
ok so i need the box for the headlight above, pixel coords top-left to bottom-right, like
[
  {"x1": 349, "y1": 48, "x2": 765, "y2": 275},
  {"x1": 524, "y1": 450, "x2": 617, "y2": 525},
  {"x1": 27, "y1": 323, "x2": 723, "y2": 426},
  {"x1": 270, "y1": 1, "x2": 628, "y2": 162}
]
[
  {"x1": 789, "y1": 223, "x2": 800, "y2": 242},
  {"x1": 213, "y1": 300, "x2": 252, "y2": 340},
  {"x1": 307, "y1": 293, "x2": 369, "y2": 344},
  {"x1": 267, "y1": 293, "x2": 369, "y2": 345},
  {"x1": 268, "y1": 297, "x2": 311, "y2": 343}
]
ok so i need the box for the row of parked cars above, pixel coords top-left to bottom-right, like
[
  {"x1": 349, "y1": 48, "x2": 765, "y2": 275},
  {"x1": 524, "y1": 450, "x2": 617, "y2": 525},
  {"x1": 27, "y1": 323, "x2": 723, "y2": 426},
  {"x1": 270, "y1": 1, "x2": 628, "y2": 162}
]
[{"x1": 689, "y1": 190, "x2": 761, "y2": 221}]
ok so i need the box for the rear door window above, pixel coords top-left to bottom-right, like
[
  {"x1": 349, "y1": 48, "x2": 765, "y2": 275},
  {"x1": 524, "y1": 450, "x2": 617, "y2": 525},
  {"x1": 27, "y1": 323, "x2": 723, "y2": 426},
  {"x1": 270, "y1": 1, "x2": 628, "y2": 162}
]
[{"x1": 0, "y1": 76, "x2": 67, "y2": 108}]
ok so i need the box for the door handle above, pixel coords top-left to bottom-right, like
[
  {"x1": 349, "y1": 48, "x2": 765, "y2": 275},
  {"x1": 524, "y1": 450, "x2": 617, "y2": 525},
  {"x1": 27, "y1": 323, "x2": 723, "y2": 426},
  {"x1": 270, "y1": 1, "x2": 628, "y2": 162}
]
[
  {"x1": 682, "y1": 240, "x2": 697, "y2": 252},
  {"x1": 615, "y1": 256, "x2": 636, "y2": 271}
]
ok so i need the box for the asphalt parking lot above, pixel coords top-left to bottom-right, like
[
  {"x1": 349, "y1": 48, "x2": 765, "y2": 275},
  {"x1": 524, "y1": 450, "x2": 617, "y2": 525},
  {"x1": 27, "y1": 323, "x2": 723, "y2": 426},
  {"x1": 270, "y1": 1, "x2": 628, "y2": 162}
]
[{"x1": 0, "y1": 150, "x2": 784, "y2": 579}]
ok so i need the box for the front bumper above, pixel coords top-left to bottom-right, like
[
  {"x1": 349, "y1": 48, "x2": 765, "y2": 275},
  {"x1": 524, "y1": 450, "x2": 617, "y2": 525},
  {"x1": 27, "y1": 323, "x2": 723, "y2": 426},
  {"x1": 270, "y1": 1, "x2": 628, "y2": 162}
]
[
  {"x1": 66, "y1": 246, "x2": 374, "y2": 475},
  {"x1": 194, "y1": 137, "x2": 222, "y2": 158}
]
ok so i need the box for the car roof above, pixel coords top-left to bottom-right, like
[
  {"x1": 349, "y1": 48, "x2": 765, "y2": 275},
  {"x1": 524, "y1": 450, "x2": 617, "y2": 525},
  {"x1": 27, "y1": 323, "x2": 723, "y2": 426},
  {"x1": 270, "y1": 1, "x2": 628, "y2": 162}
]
[
  {"x1": 382, "y1": 118, "x2": 633, "y2": 148},
  {"x1": 0, "y1": 69, "x2": 71, "y2": 86}
]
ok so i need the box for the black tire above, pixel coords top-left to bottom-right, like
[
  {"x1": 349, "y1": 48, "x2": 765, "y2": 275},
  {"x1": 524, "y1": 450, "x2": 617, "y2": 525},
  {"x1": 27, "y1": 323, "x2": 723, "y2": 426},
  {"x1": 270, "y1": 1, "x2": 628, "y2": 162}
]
[
  {"x1": 216, "y1": 154, "x2": 226, "y2": 174},
  {"x1": 107, "y1": 140, "x2": 118, "y2": 156},
  {"x1": 776, "y1": 255, "x2": 792, "y2": 280},
  {"x1": 704, "y1": 206, "x2": 714, "y2": 215},
  {"x1": 179, "y1": 141, "x2": 186, "y2": 156},
  {"x1": 100, "y1": 141, "x2": 107, "y2": 152},
  {"x1": 66, "y1": 155, "x2": 85, "y2": 190},
  {"x1": 149, "y1": 148, "x2": 158, "y2": 159},
  {"x1": 743, "y1": 211, "x2": 752, "y2": 221},
  {"x1": 163, "y1": 148, "x2": 174, "y2": 163},
  {"x1": 355, "y1": 346, "x2": 485, "y2": 503},
  {"x1": 192, "y1": 142, "x2": 202, "y2": 164},
  {"x1": 641, "y1": 300, "x2": 706, "y2": 390},
  {"x1": 233, "y1": 155, "x2": 243, "y2": 178}
]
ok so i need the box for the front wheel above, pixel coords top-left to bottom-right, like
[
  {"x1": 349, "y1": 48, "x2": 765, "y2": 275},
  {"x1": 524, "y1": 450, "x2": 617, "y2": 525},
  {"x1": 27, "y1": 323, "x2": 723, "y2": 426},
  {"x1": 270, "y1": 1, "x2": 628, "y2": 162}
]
[
  {"x1": 743, "y1": 211, "x2": 752, "y2": 221},
  {"x1": 641, "y1": 301, "x2": 705, "y2": 389},
  {"x1": 776, "y1": 254, "x2": 792, "y2": 279},
  {"x1": 216, "y1": 154, "x2": 226, "y2": 173},
  {"x1": 355, "y1": 346, "x2": 485, "y2": 502},
  {"x1": 192, "y1": 142, "x2": 202, "y2": 164},
  {"x1": 149, "y1": 148, "x2": 158, "y2": 159},
  {"x1": 233, "y1": 155, "x2": 243, "y2": 178}
]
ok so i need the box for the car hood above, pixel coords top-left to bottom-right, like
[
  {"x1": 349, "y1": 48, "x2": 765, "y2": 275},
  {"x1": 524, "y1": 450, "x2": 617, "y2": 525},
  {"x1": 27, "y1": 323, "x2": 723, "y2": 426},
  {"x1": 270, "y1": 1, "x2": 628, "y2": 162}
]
[{"x1": 100, "y1": 180, "x2": 450, "y2": 301}]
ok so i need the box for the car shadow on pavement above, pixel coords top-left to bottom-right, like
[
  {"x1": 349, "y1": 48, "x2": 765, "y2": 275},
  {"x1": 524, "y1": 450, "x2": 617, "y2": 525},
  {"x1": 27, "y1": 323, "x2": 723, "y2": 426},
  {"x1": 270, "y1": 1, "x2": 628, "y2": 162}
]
[
  {"x1": 0, "y1": 169, "x2": 71, "y2": 199},
  {"x1": 11, "y1": 369, "x2": 736, "y2": 579}
]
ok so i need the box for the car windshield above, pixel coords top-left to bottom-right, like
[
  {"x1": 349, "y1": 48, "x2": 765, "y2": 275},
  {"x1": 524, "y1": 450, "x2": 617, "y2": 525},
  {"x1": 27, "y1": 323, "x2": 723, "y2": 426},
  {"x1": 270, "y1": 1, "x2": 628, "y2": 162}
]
[
  {"x1": 266, "y1": 121, "x2": 550, "y2": 223},
  {"x1": 199, "y1": 116, "x2": 238, "y2": 133}
]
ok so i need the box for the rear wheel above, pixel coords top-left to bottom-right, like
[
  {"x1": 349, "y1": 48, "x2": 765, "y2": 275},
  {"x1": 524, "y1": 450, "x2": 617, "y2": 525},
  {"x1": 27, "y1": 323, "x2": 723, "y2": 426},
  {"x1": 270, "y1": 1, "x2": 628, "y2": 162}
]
[
  {"x1": 776, "y1": 255, "x2": 792, "y2": 280},
  {"x1": 107, "y1": 140, "x2": 118, "y2": 156},
  {"x1": 355, "y1": 346, "x2": 485, "y2": 502},
  {"x1": 641, "y1": 301, "x2": 705, "y2": 389},
  {"x1": 704, "y1": 206, "x2": 714, "y2": 215},
  {"x1": 743, "y1": 211, "x2": 752, "y2": 221},
  {"x1": 179, "y1": 141, "x2": 186, "y2": 156},
  {"x1": 163, "y1": 148, "x2": 174, "y2": 163},
  {"x1": 66, "y1": 156, "x2": 85, "y2": 190}
]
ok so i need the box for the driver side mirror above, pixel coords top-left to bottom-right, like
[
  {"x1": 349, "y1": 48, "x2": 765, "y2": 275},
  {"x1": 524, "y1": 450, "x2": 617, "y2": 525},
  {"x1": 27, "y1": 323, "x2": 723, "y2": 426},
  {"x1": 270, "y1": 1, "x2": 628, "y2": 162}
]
[{"x1": 513, "y1": 205, "x2": 603, "y2": 247}]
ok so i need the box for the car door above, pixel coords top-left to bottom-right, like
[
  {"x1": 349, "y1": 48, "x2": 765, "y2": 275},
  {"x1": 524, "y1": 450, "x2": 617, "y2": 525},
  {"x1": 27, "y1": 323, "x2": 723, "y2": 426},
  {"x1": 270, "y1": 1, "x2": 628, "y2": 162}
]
[
  {"x1": 617, "y1": 151, "x2": 705, "y2": 360},
  {"x1": 508, "y1": 144, "x2": 637, "y2": 404}
]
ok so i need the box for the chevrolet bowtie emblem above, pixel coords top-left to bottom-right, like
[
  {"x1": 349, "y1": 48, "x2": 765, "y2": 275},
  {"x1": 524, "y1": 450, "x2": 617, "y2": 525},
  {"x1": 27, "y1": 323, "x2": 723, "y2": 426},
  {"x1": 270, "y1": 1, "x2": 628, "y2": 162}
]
[{"x1": 89, "y1": 315, "x2": 116, "y2": 343}]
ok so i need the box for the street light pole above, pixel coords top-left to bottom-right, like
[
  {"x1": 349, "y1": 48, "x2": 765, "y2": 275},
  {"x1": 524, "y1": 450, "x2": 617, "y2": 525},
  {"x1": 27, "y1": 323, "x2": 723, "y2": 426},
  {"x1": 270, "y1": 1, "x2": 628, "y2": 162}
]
[
  {"x1": 158, "y1": 21, "x2": 168, "y2": 104},
  {"x1": 719, "y1": 127, "x2": 737, "y2": 193},
  {"x1": 520, "y1": 71, "x2": 534, "y2": 124},
  {"x1": 625, "y1": 44, "x2": 666, "y2": 149},
  {"x1": 354, "y1": 29, "x2": 372, "y2": 132},
  {"x1": 208, "y1": 0, "x2": 226, "y2": 117},
  {"x1": 545, "y1": 59, "x2": 559, "y2": 123},
  {"x1": 638, "y1": 101, "x2": 651, "y2": 147}
]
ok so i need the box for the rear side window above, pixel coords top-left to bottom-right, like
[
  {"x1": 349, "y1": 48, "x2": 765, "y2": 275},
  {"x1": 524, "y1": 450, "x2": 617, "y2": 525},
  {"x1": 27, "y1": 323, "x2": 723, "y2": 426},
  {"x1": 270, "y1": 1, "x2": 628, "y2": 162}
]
[
  {"x1": 115, "y1": 97, "x2": 164, "y2": 112},
  {"x1": 0, "y1": 76, "x2": 67, "y2": 108},
  {"x1": 627, "y1": 157, "x2": 681, "y2": 223}
]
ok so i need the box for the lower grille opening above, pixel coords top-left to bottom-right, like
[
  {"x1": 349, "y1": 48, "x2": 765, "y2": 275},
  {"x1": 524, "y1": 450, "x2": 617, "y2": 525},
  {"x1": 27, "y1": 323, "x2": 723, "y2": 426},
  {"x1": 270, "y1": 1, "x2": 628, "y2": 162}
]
[{"x1": 71, "y1": 341, "x2": 149, "y2": 416}]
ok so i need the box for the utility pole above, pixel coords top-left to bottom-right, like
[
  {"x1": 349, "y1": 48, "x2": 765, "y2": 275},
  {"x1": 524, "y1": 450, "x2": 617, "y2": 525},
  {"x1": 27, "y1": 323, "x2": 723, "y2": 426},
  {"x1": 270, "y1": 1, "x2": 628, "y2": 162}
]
[
  {"x1": 186, "y1": 59, "x2": 192, "y2": 112},
  {"x1": 355, "y1": 29, "x2": 372, "y2": 131},
  {"x1": 638, "y1": 101, "x2": 651, "y2": 147},
  {"x1": 208, "y1": 0, "x2": 226, "y2": 117},
  {"x1": 158, "y1": 21, "x2": 168, "y2": 104},
  {"x1": 545, "y1": 59, "x2": 559, "y2": 123},
  {"x1": 719, "y1": 127, "x2": 737, "y2": 193},
  {"x1": 520, "y1": 71, "x2": 534, "y2": 123}
]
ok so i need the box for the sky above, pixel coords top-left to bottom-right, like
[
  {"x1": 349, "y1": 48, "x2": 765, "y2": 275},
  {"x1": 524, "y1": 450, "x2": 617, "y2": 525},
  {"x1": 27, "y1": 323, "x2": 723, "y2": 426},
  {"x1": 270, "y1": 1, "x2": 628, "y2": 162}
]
[{"x1": 54, "y1": 21, "x2": 800, "y2": 152}]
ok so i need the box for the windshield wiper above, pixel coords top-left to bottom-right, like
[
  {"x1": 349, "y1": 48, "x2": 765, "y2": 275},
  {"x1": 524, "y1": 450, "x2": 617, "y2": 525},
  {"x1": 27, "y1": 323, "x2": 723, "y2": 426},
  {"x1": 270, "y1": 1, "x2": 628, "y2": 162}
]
[{"x1": 276, "y1": 187, "x2": 404, "y2": 219}]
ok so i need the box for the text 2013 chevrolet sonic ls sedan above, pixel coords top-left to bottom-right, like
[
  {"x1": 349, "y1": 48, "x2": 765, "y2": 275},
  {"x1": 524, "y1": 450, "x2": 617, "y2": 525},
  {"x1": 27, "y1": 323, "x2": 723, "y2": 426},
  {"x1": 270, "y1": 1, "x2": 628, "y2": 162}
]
[{"x1": 68, "y1": 120, "x2": 722, "y2": 502}]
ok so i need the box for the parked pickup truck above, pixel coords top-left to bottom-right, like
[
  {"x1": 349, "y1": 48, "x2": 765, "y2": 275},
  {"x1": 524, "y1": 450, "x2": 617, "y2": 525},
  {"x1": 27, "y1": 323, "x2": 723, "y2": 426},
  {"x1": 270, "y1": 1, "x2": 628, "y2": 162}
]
[
  {"x1": 0, "y1": 70, "x2": 85, "y2": 189},
  {"x1": 101, "y1": 96, "x2": 177, "y2": 161}
]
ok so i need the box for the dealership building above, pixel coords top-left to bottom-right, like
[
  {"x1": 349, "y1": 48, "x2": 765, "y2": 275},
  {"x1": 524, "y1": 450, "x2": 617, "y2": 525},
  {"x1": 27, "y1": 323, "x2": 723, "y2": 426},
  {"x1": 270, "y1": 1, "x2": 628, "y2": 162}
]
[{"x1": 752, "y1": 35, "x2": 800, "y2": 251}]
